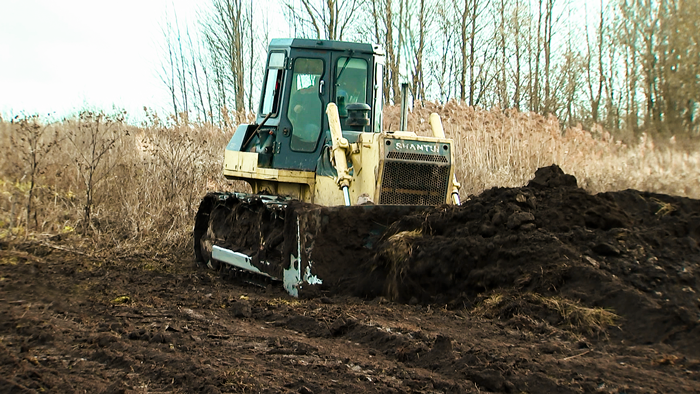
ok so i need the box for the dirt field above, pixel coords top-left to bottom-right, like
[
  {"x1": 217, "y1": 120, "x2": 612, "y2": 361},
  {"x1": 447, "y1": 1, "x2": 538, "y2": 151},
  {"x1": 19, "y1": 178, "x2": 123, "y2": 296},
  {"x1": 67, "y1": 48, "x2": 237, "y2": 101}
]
[{"x1": 1, "y1": 165, "x2": 699, "y2": 393}]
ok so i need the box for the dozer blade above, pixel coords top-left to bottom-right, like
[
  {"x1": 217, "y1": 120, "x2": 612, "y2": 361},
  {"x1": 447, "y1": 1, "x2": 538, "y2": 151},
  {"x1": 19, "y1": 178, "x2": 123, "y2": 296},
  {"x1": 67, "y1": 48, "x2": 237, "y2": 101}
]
[{"x1": 194, "y1": 192, "x2": 430, "y2": 297}]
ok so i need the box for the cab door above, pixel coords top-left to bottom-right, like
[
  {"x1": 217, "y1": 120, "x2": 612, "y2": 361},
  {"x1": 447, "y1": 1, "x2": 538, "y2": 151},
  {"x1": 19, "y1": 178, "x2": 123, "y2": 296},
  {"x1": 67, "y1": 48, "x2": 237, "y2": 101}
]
[{"x1": 273, "y1": 51, "x2": 331, "y2": 171}]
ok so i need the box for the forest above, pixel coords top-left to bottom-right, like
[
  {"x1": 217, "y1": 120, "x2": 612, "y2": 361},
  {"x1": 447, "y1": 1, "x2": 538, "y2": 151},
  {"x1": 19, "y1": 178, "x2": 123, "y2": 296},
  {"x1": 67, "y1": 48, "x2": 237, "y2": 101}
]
[{"x1": 162, "y1": 0, "x2": 700, "y2": 139}]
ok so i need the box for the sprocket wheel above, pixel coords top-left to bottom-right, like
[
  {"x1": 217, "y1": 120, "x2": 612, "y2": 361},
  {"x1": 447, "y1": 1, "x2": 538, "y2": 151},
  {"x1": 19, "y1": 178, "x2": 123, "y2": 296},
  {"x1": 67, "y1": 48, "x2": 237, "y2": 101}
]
[{"x1": 198, "y1": 205, "x2": 231, "y2": 271}]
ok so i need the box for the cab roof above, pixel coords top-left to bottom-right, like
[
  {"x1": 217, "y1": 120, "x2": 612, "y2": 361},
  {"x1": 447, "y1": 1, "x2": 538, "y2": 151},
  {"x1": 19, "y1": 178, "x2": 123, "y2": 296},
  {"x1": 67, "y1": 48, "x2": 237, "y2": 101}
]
[{"x1": 269, "y1": 38, "x2": 383, "y2": 56}]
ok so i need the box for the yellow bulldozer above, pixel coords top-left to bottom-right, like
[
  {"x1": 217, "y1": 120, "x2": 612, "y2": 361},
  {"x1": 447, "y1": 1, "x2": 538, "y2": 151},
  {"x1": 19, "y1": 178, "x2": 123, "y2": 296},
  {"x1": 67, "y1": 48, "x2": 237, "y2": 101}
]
[{"x1": 194, "y1": 38, "x2": 460, "y2": 297}]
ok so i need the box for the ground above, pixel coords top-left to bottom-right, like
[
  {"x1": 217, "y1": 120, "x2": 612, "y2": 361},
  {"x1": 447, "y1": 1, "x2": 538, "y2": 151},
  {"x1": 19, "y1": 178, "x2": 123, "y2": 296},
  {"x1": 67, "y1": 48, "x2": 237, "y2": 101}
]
[{"x1": 1, "y1": 165, "x2": 699, "y2": 393}]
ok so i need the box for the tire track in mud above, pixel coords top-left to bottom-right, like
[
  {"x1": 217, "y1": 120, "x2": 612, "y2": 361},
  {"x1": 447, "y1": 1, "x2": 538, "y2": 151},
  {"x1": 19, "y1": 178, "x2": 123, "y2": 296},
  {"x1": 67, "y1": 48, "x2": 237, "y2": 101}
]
[{"x1": 4, "y1": 257, "x2": 696, "y2": 394}]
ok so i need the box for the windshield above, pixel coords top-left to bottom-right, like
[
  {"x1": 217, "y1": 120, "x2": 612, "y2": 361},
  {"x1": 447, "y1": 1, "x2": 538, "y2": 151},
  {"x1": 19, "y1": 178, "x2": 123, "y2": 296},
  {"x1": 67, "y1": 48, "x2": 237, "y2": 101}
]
[
  {"x1": 335, "y1": 57, "x2": 368, "y2": 107},
  {"x1": 288, "y1": 57, "x2": 324, "y2": 152}
]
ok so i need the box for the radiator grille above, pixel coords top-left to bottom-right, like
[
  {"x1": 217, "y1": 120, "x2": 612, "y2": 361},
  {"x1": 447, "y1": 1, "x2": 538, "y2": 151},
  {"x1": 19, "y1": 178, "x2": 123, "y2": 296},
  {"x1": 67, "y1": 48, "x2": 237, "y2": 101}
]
[{"x1": 379, "y1": 161, "x2": 450, "y2": 206}]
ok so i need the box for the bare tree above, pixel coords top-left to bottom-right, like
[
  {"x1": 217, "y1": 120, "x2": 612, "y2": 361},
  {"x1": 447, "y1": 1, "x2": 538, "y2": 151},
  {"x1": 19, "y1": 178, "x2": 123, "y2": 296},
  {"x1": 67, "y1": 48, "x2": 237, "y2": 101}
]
[
  {"x1": 454, "y1": 0, "x2": 492, "y2": 106},
  {"x1": 558, "y1": 32, "x2": 584, "y2": 126},
  {"x1": 541, "y1": 0, "x2": 555, "y2": 113},
  {"x1": 493, "y1": 0, "x2": 509, "y2": 108},
  {"x1": 405, "y1": 0, "x2": 431, "y2": 101},
  {"x1": 617, "y1": 1, "x2": 641, "y2": 132},
  {"x1": 10, "y1": 116, "x2": 61, "y2": 231},
  {"x1": 283, "y1": 0, "x2": 363, "y2": 40},
  {"x1": 510, "y1": 0, "x2": 526, "y2": 109},
  {"x1": 161, "y1": 11, "x2": 181, "y2": 118},
  {"x1": 616, "y1": 0, "x2": 700, "y2": 135},
  {"x1": 602, "y1": 25, "x2": 622, "y2": 132},
  {"x1": 204, "y1": 0, "x2": 246, "y2": 113},
  {"x1": 187, "y1": 27, "x2": 210, "y2": 123},
  {"x1": 154, "y1": 0, "x2": 700, "y2": 138},
  {"x1": 68, "y1": 112, "x2": 124, "y2": 232},
  {"x1": 160, "y1": 6, "x2": 216, "y2": 124},
  {"x1": 655, "y1": 0, "x2": 700, "y2": 134},
  {"x1": 430, "y1": 1, "x2": 457, "y2": 102},
  {"x1": 159, "y1": 0, "x2": 265, "y2": 126},
  {"x1": 584, "y1": 0, "x2": 605, "y2": 125},
  {"x1": 368, "y1": 0, "x2": 406, "y2": 104}
]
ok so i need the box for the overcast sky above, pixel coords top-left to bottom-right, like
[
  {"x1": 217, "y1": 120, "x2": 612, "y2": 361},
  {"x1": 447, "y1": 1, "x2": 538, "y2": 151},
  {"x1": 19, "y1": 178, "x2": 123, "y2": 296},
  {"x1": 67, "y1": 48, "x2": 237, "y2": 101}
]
[{"x1": 0, "y1": 1, "x2": 263, "y2": 123}]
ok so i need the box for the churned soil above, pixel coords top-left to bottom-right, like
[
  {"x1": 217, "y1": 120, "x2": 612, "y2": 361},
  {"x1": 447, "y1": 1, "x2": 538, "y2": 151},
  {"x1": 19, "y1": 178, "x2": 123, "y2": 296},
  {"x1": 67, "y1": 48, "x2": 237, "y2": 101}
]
[{"x1": 1, "y1": 165, "x2": 699, "y2": 393}]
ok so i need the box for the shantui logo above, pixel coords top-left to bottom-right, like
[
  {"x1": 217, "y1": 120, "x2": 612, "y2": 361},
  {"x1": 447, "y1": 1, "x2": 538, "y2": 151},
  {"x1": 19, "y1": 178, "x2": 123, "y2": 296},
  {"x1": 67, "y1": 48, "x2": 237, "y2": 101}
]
[{"x1": 394, "y1": 141, "x2": 440, "y2": 153}]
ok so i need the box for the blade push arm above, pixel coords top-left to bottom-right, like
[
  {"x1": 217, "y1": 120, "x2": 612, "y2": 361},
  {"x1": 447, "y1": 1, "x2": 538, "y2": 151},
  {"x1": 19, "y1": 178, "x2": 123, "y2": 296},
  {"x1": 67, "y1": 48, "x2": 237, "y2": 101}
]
[
  {"x1": 326, "y1": 103, "x2": 353, "y2": 206},
  {"x1": 429, "y1": 113, "x2": 462, "y2": 205}
]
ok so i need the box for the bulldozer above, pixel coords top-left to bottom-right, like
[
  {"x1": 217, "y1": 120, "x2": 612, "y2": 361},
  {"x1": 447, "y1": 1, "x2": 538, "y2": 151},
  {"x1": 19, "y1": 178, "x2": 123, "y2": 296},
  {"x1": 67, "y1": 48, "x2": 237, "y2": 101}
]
[{"x1": 194, "y1": 38, "x2": 461, "y2": 297}]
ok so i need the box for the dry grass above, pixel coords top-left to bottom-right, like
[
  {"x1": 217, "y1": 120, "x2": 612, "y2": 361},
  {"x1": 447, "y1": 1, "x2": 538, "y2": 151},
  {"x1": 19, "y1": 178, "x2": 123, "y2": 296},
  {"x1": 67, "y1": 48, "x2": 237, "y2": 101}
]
[
  {"x1": 385, "y1": 101, "x2": 700, "y2": 197},
  {"x1": 378, "y1": 229, "x2": 423, "y2": 301},
  {"x1": 530, "y1": 293, "x2": 619, "y2": 334},
  {"x1": 1, "y1": 104, "x2": 699, "y2": 255},
  {"x1": 472, "y1": 291, "x2": 619, "y2": 335},
  {"x1": 0, "y1": 111, "x2": 241, "y2": 255}
]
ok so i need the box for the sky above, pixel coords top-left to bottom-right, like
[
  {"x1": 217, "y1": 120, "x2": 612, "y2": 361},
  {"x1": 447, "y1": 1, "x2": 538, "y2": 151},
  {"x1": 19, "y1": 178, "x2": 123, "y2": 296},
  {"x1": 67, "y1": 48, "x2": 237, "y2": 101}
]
[{"x1": 0, "y1": 0, "x2": 273, "y2": 124}]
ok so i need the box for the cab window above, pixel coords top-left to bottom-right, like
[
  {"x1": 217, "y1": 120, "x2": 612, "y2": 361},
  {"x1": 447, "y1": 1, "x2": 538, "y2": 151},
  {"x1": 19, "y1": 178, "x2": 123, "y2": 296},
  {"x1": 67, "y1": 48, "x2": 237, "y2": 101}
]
[
  {"x1": 288, "y1": 58, "x2": 324, "y2": 152},
  {"x1": 334, "y1": 57, "x2": 368, "y2": 114},
  {"x1": 260, "y1": 52, "x2": 285, "y2": 116}
]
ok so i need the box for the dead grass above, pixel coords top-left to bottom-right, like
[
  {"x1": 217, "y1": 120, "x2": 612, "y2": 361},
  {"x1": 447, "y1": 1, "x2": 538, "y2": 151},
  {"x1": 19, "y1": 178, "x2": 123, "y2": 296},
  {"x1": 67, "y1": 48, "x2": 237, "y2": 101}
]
[
  {"x1": 530, "y1": 293, "x2": 618, "y2": 335},
  {"x1": 379, "y1": 229, "x2": 423, "y2": 301},
  {"x1": 385, "y1": 101, "x2": 700, "y2": 198},
  {"x1": 472, "y1": 291, "x2": 619, "y2": 335},
  {"x1": 0, "y1": 111, "x2": 238, "y2": 255},
  {"x1": 1, "y1": 104, "x2": 698, "y2": 256}
]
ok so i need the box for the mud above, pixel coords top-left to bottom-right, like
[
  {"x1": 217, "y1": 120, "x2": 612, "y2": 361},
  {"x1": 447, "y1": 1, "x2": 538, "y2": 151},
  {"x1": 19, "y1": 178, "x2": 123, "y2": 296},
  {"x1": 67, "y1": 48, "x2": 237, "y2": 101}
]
[{"x1": 2, "y1": 165, "x2": 699, "y2": 393}]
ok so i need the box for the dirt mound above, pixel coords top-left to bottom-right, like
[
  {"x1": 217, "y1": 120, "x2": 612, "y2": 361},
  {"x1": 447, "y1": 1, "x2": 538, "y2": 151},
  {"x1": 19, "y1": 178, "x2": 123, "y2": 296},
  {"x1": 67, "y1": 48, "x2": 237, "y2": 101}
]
[{"x1": 309, "y1": 165, "x2": 700, "y2": 354}]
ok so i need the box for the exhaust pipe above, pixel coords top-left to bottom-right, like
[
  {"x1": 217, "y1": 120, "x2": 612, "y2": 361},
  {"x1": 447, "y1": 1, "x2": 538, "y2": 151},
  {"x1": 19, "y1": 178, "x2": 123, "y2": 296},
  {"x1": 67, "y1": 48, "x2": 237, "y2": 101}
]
[{"x1": 400, "y1": 83, "x2": 409, "y2": 131}]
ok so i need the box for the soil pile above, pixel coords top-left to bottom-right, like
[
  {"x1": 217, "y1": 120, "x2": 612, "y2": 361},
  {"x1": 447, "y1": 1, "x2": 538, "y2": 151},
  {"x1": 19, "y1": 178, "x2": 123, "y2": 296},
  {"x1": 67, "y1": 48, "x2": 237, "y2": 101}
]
[
  {"x1": 299, "y1": 165, "x2": 699, "y2": 356},
  {"x1": 352, "y1": 165, "x2": 700, "y2": 353}
]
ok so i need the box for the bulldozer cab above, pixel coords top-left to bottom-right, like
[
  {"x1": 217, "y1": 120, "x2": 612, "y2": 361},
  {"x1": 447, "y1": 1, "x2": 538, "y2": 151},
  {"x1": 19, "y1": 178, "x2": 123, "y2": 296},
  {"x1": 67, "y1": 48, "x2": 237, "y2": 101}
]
[{"x1": 241, "y1": 39, "x2": 385, "y2": 172}]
